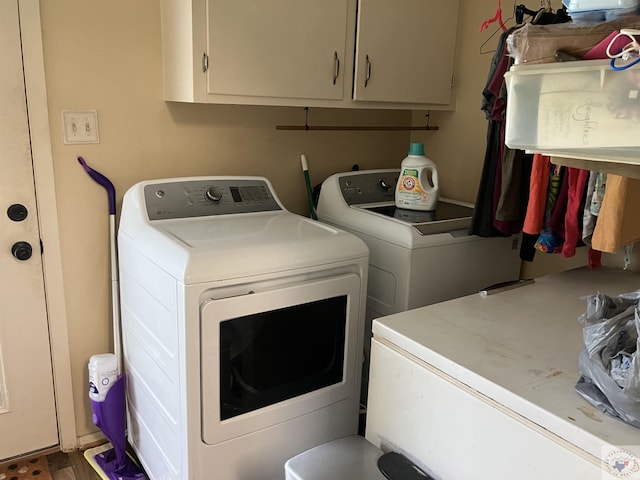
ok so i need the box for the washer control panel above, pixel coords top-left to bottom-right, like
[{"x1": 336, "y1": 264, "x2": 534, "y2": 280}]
[
  {"x1": 143, "y1": 178, "x2": 282, "y2": 220},
  {"x1": 338, "y1": 170, "x2": 399, "y2": 206}
]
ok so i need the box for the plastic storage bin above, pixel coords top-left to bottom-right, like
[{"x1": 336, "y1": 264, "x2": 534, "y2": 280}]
[
  {"x1": 564, "y1": 0, "x2": 639, "y2": 10},
  {"x1": 285, "y1": 436, "x2": 388, "y2": 480},
  {"x1": 563, "y1": 0, "x2": 640, "y2": 21},
  {"x1": 504, "y1": 59, "x2": 640, "y2": 163}
]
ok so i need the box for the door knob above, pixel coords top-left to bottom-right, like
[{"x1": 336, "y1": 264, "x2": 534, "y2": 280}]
[
  {"x1": 11, "y1": 241, "x2": 32, "y2": 261},
  {"x1": 7, "y1": 204, "x2": 28, "y2": 222}
]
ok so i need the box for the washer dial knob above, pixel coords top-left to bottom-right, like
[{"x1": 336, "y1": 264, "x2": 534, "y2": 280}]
[
  {"x1": 378, "y1": 178, "x2": 391, "y2": 191},
  {"x1": 204, "y1": 187, "x2": 223, "y2": 203}
]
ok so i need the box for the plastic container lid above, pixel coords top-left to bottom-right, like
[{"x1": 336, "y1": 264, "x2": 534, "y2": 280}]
[
  {"x1": 284, "y1": 436, "x2": 387, "y2": 480},
  {"x1": 408, "y1": 142, "x2": 425, "y2": 156},
  {"x1": 562, "y1": 0, "x2": 639, "y2": 13}
]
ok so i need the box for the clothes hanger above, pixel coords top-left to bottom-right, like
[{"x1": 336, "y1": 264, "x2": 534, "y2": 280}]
[
  {"x1": 480, "y1": 1, "x2": 516, "y2": 54},
  {"x1": 516, "y1": 1, "x2": 570, "y2": 25},
  {"x1": 515, "y1": 4, "x2": 541, "y2": 24},
  {"x1": 481, "y1": 2, "x2": 570, "y2": 55},
  {"x1": 480, "y1": 25, "x2": 506, "y2": 54},
  {"x1": 480, "y1": 0, "x2": 507, "y2": 33}
]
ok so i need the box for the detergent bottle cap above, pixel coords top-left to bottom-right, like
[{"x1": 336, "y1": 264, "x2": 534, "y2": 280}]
[{"x1": 408, "y1": 142, "x2": 425, "y2": 156}]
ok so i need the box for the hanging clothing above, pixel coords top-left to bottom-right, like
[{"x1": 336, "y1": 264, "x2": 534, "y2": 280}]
[
  {"x1": 562, "y1": 167, "x2": 590, "y2": 258},
  {"x1": 581, "y1": 171, "x2": 598, "y2": 245},
  {"x1": 530, "y1": 165, "x2": 590, "y2": 258},
  {"x1": 522, "y1": 154, "x2": 552, "y2": 235},
  {"x1": 592, "y1": 175, "x2": 640, "y2": 253},
  {"x1": 534, "y1": 165, "x2": 567, "y2": 254},
  {"x1": 470, "y1": 27, "x2": 531, "y2": 238},
  {"x1": 470, "y1": 122, "x2": 503, "y2": 237},
  {"x1": 495, "y1": 148, "x2": 532, "y2": 222},
  {"x1": 491, "y1": 129, "x2": 529, "y2": 236},
  {"x1": 471, "y1": 14, "x2": 580, "y2": 264},
  {"x1": 581, "y1": 171, "x2": 602, "y2": 270},
  {"x1": 589, "y1": 249, "x2": 602, "y2": 269},
  {"x1": 470, "y1": 26, "x2": 512, "y2": 238}
]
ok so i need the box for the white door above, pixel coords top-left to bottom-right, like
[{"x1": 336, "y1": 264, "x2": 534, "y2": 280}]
[{"x1": 0, "y1": 0, "x2": 58, "y2": 460}]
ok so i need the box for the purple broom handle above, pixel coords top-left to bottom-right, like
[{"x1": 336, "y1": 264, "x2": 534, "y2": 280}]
[{"x1": 78, "y1": 156, "x2": 116, "y2": 215}]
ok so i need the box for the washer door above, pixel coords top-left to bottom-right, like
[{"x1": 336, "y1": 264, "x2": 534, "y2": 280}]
[{"x1": 200, "y1": 273, "x2": 362, "y2": 445}]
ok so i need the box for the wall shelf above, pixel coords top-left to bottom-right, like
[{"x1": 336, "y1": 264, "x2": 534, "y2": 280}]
[{"x1": 275, "y1": 108, "x2": 439, "y2": 132}]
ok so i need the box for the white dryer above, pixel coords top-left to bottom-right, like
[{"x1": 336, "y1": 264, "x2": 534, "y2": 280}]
[
  {"x1": 118, "y1": 177, "x2": 369, "y2": 480},
  {"x1": 316, "y1": 169, "x2": 521, "y2": 398}
]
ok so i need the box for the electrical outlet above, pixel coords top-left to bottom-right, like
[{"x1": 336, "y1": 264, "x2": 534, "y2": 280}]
[{"x1": 62, "y1": 110, "x2": 99, "y2": 144}]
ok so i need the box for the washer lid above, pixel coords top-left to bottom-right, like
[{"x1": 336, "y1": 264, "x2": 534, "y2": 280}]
[
  {"x1": 356, "y1": 200, "x2": 473, "y2": 235},
  {"x1": 316, "y1": 170, "x2": 475, "y2": 248}
]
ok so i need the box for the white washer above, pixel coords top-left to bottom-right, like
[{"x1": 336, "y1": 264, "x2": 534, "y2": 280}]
[
  {"x1": 118, "y1": 176, "x2": 369, "y2": 480},
  {"x1": 316, "y1": 169, "x2": 521, "y2": 398},
  {"x1": 317, "y1": 168, "x2": 522, "y2": 316}
]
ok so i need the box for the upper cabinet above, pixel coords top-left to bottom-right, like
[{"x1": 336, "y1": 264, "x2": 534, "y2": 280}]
[
  {"x1": 353, "y1": 0, "x2": 459, "y2": 105},
  {"x1": 160, "y1": 0, "x2": 460, "y2": 110},
  {"x1": 205, "y1": 0, "x2": 350, "y2": 101}
]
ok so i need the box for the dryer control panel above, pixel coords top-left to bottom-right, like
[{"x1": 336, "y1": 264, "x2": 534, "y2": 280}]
[{"x1": 143, "y1": 178, "x2": 282, "y2": 220}]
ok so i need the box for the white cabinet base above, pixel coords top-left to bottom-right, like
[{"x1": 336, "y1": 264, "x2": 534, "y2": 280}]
[{"x1": 366, "y1": 339, "x2": 627, "y2": 480}]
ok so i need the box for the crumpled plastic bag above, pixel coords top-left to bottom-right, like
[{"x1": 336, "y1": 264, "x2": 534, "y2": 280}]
[
  {"x1": 575, "y1": 290, "x2": 640, "y2": 428},
  {"x1": 507, "y1": 16, "x2": 640, "y2": 64}
]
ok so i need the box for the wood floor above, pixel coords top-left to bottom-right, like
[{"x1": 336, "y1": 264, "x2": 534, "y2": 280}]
[
  {"x1": 0, "y1": 450, "x2": 101, "y2": 480},
  {"x1": 1, "y1": 441, "x2": 152, "y2": 480},
  {"x1": 48, "y1": 450, "x2": 102, "y2": 480}
]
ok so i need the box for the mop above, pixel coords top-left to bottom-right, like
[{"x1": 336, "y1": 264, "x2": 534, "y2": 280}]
[
  {"x1": 300, "y1": 154, "x2": 317, "y2": 220},
  {"x1": 78, "y1": 157, "x2": 148, "y2": 480}
]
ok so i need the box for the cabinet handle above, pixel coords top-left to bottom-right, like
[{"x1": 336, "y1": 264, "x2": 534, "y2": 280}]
[
  {"x1": 333, "y1": 51, "x2": 340, "y2": 85},
  {"x1": 364, "y1": 55, "x2": 371, "y2": 88},
  {"x1": 202, "y1": 52, "x2": 208, "y2": 73}
]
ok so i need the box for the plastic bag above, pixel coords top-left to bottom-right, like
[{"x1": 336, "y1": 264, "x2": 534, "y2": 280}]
[
  {"x1": 575, "y1": 290, "x2": 640, "y2": 427},
  {"x1": 507, "y1": 16, "x2": 640, "y2": 64}
]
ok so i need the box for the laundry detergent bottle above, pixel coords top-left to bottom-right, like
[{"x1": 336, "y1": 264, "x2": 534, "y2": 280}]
[{"x1": 395, "y1": 142, "x2": 439, "y2": 211}]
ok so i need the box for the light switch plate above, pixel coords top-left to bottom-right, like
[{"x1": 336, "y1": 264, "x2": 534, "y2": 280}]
[{"x1": 62, "y1": 110, "x2": 99, "y2": 144}]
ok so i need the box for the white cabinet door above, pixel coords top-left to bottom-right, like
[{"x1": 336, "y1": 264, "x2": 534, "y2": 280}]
[
  {"x1": 162, "y1": 0, "x2": 458, "y2": 109},
  {"x1": 354, "y1": 0, "x2": 459, "y2": 105},
  {"x1": 206, "y1": 0, "x2": 350, "y2": 100},
  {"x1": 0, "y1": 0, "x2": 58, "y2": 460}
]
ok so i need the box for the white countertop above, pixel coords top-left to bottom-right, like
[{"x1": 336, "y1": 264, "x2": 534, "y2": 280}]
[{"x1": 372, "y1": 266, "x2": 640, "y2": 463}]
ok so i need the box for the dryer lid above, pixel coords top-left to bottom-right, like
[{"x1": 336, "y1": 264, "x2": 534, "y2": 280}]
[
  {"x1": 155, "y1": 212, "x2": 368, "y2": 283},
  {"x1": 119, "y1": 177, "x2": 368, "y2": 284}
]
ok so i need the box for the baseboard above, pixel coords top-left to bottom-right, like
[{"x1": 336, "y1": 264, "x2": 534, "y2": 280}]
[{"x1": 74, "y1": 432, "x2": 107, "y2": 451}]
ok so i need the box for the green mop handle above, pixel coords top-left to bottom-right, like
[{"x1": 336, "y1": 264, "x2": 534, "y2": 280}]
[{"x1": 300, "y1": 154, "x2": 318, "y2": 220}]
